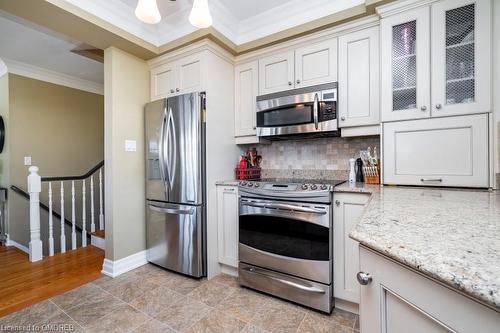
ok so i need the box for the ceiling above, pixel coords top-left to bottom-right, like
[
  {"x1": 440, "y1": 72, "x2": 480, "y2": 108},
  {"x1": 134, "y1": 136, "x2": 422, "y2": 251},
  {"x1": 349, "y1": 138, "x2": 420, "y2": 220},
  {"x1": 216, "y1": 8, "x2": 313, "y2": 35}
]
[
  {"x1": 64, "y1": 0, "x2": 365, "y2": 47},
  {"x1": 0, "y1": 11, "x2": 103, "y2": 84}
]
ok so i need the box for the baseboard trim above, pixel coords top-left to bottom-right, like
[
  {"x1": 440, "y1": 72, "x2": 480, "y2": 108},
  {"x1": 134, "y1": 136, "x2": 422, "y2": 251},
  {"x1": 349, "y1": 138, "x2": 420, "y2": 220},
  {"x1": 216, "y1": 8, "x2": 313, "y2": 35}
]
[
  {"x1": 335, "y1": 298, "x2": 359, "y2": 314},
  {"x1": 6, "y1": 235, "x2": 29, "y2": 254},
  {"x1": 101, "y1": 250, "x2": 148, "y2": 278},
  {"x1": 90, "y1": 234, "x2": 105, "y2": 250}
]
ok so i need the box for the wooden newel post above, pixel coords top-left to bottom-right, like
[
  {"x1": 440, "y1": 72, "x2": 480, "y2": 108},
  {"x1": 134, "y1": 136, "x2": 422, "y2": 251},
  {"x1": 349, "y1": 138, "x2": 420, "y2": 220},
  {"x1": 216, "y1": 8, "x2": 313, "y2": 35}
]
[{"x1": 28, "y1": 166, "x2": 43, "y2": 262}]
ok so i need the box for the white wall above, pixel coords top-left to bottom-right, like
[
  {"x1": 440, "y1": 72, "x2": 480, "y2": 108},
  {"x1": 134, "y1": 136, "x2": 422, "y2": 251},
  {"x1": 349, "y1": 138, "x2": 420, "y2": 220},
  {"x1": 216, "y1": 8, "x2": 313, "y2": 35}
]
[{"x1": 104, "y1": 47, "x2": 149, "y2": 261}]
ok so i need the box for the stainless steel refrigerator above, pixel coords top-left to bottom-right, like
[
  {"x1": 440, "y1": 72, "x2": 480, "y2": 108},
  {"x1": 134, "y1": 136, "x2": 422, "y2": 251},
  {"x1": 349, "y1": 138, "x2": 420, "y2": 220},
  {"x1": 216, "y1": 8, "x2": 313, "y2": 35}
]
[{"x1": 145, "y1": 92, "x2": 206, "y2": 278}]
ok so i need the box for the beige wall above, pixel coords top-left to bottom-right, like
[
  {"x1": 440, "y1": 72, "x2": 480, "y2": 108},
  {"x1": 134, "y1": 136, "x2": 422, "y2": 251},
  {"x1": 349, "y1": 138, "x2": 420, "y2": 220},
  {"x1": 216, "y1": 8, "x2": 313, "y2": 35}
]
[
  {"x1": 5, "y1": 74, "x2": 104, "y2": 247},
  {"x1": 104, "y1": 47, "x2": 149, "y2": 261}
]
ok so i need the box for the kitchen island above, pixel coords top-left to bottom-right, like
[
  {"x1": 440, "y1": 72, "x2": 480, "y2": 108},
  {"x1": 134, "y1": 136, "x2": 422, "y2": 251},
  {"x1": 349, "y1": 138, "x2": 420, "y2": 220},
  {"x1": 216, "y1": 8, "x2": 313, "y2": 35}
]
[{"x1": 341, "y1": 183, "x2": 500, "y2": 331}]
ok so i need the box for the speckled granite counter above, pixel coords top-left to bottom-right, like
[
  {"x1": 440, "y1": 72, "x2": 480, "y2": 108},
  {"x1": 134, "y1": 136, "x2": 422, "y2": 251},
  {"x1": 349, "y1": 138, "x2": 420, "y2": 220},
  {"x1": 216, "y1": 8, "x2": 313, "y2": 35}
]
[
  {"x1": 215, "y1": 180, "x2": 240, "y2": 186},
  {"x1": 344, "y1": 184, "x2": 500, "y2": 310}
]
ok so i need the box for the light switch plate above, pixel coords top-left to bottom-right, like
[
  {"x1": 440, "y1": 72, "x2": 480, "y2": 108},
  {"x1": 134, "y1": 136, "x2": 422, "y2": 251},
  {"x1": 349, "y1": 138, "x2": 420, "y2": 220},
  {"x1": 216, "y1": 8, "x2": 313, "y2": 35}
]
[
  {"x1": 125, "y1": 140, "x2": 137, "y2": 152},
  {"x1": 24, "y1": 156, "x2": 32, "y2": 166}
]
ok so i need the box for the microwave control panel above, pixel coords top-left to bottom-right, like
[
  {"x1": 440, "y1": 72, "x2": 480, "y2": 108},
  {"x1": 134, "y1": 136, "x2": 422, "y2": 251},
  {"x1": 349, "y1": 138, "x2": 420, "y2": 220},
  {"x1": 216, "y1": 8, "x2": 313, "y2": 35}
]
[{"x1": 319, "y1": 102, "x2": 336, "y2": 121}]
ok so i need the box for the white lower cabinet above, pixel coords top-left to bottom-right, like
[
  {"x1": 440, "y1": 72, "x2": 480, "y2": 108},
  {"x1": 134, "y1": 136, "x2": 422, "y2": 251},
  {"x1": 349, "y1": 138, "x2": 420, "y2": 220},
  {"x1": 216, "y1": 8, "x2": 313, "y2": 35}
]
[
  {"x1": 333, "y1": 192, "x2": 370, "y2": 304},
  {"x1": 216, "y1": 184, "x2": 239, "y2": 268},
  {"x1": 359, "y1": 246, "x2": 500, "y2": 332},
  {"x1": 383, "y1": 114, "x2": 489, "y2": 188}
]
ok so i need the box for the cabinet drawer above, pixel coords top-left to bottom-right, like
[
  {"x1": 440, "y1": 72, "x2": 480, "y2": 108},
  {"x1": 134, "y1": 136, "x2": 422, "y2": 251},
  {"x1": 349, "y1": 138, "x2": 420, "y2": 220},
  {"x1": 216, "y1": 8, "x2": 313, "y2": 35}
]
[{"x1": 383, "y1": 114, "x2": 489, "y2": 187}]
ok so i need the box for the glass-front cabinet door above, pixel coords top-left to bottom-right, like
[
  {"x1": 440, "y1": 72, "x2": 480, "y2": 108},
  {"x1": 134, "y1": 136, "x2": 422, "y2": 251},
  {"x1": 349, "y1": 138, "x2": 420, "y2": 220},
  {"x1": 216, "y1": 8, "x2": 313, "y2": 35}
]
[
  {"x1": 381, "y1": 6, "x2": 431, "y2": 122},
  {"x1": 431, "y1": 0, "x2": 491, "y2": 117}
]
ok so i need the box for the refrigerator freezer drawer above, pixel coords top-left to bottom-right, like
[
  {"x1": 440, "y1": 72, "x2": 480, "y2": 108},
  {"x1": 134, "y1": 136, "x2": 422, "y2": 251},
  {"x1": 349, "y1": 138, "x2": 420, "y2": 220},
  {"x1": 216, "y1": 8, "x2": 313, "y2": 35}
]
[{"x1": 146, "y1": 200, "x2": 205, "y2": 277}]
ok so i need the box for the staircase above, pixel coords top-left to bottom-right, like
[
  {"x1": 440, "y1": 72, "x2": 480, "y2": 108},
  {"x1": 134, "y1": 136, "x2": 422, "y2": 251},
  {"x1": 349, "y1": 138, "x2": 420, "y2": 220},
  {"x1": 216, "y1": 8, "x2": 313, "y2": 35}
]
[{"x1": 13, "y1": 161, "x2": 105, "y2": 261}]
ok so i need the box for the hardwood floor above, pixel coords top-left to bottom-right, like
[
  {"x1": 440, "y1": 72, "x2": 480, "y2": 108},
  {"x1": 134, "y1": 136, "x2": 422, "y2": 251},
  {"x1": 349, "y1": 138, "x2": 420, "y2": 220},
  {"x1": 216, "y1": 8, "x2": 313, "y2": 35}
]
[{"x1": 0, "y1": 245, "x2": 104, "y2": 317}]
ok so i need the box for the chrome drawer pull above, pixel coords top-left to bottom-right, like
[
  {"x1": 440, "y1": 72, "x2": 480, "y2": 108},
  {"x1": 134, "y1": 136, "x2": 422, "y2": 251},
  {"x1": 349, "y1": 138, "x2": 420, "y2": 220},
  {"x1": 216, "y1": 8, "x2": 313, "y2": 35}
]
[
  {"x1": 243, "y1": 267, "x2": 325, "y2": 294},
  {"x1": 420, "y1": 178, "x2": 443, "y2": 182}
]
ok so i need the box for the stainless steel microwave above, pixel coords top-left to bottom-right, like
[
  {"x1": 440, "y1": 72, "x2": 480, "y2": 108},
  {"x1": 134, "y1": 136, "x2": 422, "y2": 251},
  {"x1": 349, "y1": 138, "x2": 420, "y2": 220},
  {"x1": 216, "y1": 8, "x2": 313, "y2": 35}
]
[{"x1": 256, "y1": 82, "x2": 338, "y2": 138}]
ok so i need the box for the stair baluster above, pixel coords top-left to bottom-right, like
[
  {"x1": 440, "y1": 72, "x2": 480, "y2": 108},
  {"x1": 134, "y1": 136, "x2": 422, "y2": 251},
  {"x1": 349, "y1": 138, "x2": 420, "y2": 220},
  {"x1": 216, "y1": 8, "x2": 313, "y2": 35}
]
[
  {"x1": 90, "y1": 176, "x2": 95, "y2": 233},
  {"x1": 99, "y1": 169, "x2": 104, "y2": 230},
  {"x1": 27, "y1": 166, "x2": 42, "y2": 262},
  {"x1": 60, "y1": 181, "x2": 66, "y2": 253},
  {"x1": 82, "y1": 179, "x2": 87, "y2": 247},
  {"x1": 48, "y1": 182, "x2": 54, "y2": 256},
  {"x1": 71, "y1": 180, "x2": 76, "y2": 250}
]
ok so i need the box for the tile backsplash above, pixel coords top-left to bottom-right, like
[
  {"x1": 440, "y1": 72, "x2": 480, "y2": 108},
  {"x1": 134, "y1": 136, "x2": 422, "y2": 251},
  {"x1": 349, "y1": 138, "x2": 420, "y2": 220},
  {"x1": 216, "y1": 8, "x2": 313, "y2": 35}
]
[{"x1": 253, "y1": 135, "x2": 380, "y2": 179}]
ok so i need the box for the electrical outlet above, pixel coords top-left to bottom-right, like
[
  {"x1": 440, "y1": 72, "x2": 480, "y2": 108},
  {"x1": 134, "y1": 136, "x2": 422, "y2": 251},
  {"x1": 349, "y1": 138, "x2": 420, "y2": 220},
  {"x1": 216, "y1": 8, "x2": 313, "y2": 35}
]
[
  {"x1": 125, "y1": 140, "x2": 137, "y2": 152},
  {"x1": 24, "y1": 156, "x2": 32, "y2": 166}
]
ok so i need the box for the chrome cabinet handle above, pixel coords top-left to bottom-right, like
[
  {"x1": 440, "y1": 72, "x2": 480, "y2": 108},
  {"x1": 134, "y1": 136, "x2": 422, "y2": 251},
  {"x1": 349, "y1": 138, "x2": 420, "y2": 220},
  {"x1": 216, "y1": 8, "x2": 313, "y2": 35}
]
[
  {"x1": 313, "y1": 93, "x2": 319, "y2": 130},
  {"x1": 340, "y1": 116, "x2": 346, "y2": 121},
  {"x1": 296, "y1": 79, "x2": 301, "y2": 84},
  {"x1": 243, "y1": 267, "x2": 325, "y2": 294},
  {"x1": 436, "y1": 104, "x2": 442, "y2": 109},
  {"x1": 170, "y1": 89, "x2": 175, "y2": 93},
  {"x1": 357, "y1": 272, "x2": 372, "y2": 285},
  {"x1": 420, "y1": 105, "x2": 427, "y2": 111},
  {"x1": 223, "y1": 187, "x2": 235, "y2": 192},
  {"x1": 176, "y1": 88, "x2": 180, "y2": 92},
  {"x1": 252, "y1": 126, "x2": 256, "y2": 130},
  {"x1": 420, "y1": 178, "x2": 443, "y2": 182},
  {"x1": 288, "y1": 81, "x2": 293, "y2": 86},
  {"x1": 335, "y1": 200, "x2": 340, "y2": 206}
]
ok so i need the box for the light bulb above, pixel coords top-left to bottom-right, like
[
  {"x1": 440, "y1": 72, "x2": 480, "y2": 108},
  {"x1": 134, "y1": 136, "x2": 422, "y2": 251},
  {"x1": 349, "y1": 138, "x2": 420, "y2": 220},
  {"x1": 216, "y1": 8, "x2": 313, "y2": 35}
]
[
  {"x1": 135, "y1": 0, "x2": 161, "y2": 24},
  {"x1": 189, "y1": 0, "x2": 213, "y2": 28}
]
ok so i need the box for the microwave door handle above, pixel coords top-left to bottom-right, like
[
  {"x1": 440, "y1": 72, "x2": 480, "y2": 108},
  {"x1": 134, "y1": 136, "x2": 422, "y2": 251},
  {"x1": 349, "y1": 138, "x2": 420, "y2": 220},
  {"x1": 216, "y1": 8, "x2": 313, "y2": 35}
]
[{"x1": 313, "y1": 93, "x2": 319, "y2": 130}]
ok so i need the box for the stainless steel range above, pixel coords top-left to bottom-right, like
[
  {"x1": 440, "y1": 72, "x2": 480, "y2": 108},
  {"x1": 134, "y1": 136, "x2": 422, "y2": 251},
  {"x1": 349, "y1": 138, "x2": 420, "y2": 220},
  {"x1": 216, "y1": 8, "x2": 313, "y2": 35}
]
[{"x1": 238, "y1": 178, "x2": 345, "y2": 313}]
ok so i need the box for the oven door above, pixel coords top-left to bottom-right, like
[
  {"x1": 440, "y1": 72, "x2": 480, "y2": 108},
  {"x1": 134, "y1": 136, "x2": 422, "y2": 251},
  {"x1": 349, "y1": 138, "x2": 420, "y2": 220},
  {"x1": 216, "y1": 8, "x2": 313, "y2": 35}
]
[{"x1": 238, "y1": 198, "x2": 331, "y2": 284}]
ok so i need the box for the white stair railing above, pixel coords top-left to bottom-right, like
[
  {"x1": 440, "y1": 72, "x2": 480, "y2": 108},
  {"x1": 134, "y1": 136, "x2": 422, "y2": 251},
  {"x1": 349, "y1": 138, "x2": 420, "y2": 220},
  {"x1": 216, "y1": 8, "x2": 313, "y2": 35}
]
[{"x1": 27, "y1": 162, "x2": 104, "y2": 262}]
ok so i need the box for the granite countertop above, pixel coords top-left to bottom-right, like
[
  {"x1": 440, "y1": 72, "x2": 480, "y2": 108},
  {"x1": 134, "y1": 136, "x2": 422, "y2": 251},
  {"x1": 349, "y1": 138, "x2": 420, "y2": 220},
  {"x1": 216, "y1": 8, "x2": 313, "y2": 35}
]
[
  {"x1": 215, "y1": 180, "x2": 240, "y2": 186},
  {"x1": 347, "y1": 184, "x2": 500, "y2": 310}
]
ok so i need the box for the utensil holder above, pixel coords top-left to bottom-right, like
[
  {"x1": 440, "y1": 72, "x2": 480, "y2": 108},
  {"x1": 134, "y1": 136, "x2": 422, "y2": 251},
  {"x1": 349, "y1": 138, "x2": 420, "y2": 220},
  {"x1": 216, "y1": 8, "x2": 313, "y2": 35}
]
[
  {"x1": 362, "y1": 163, "x2": 380, "y2": 185},
  {"x1": 235, "y1": 167, "x2": 261, "y2": 180}
]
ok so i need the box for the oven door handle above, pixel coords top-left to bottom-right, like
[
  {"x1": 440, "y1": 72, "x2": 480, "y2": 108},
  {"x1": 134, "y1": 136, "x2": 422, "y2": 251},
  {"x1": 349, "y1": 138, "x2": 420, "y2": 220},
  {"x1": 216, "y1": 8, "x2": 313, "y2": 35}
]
[
  {"x1": 313, "y1": 92, "x2": 319, "y2": 130},
  {"x1": 242, "y1": 202, "x2": 327, "y2": 215},
  {"x1": 242, "y1": 266, "x2": 325, "y2": 294}
]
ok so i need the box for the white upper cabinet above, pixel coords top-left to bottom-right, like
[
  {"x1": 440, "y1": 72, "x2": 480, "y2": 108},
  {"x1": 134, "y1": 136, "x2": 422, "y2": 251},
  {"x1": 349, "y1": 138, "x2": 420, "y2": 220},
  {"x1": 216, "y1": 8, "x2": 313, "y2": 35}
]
[
  {"x1": 430, "y1": 0, "x2": 491, "y2": 117},
  {"x1": 383, "y1": 113, "x2": 489, "y2": 188},
  {"x1": 151, "y1": 63, "x2": 176, "y2": 100},
  {"x1": 381, "y1": 6, "x2": 431, "y2": 122},
  {"x1": 150, "y1": 53, "x2": 204, "y2": 101},
  {"x1": 295, "y1": 39, "x2": 337, "y2": 88},
  {"x1": 258, "y1": 51, "x2": 295, "y2": 95},
  {"x1": 235, "y1": 61, "x2": 259, "y2": 137},
  {"x1": 338, "y1": 26, "x2": 380, "y2": 127}
]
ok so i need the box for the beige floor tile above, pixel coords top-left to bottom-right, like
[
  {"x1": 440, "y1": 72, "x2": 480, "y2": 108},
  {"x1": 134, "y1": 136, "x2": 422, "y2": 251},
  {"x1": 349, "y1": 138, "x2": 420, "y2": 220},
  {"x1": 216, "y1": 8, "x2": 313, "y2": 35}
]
[
  {"x1": 51, "y1": 283, "x2": 102, "y2": 310},
  {"x1": 82, "y1": 304, "x2": 150, "y2": 333},
  {"x1": 132, "y1": 319, "x2": 177, "y2": 333},
  {"x1": 188, "y1": 280, "x2": 237, "y2": 307},
  {"x1": 129, "y1": 285, "x2": 184, "y2": 316},
  {"x1": 211, "y1": 274, "x2": 240, "y2": 288},
  {"x1": 250, "y1": 298, "x2": 305, "y2": 333},
  {"x1": 161, "y1": 274, "x2": 206, "y2": 295},
  {"x1": 186, "y1": 310, "x2": 246, "y2": 333},
  {"x1": 240, "y1": 324, "x2": 271, "y2": 333},
  {"x1": 216, "y1": 288, "x2": 268, "y2": 322},
  {"x1": 0, "y1": 300, "x2": 62, "y2": 327},
  {"x1": 64, "y1": 291, "x2": 125, "y2": 326},
  {"x1": 155, "y1": 297, "x2": 211, "y2": 332},
  {"x1": 33, "y1": 312, "x2": 85, "y2": 333},
  {"x1": 92, "y1": 270, "x2": 141, "y2": 291},
  {"x1": 107, "y1": 277, "x2": 160, "y2": 303},
  {"x1": 298, "y1": 312, "x2": 354, "y2": 333}
]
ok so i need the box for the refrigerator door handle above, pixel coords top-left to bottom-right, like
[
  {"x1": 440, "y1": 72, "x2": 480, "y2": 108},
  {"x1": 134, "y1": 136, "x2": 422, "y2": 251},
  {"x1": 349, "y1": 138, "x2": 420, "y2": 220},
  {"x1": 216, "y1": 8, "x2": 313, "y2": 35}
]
[
  {"x1": 169, "y1": 106, "x2": 177, "y2": 186},
  {"x1": 158, "y1": 106, "x2": 167, "y2": 186},
  {"x1": 148, "y1": 203, "x2": 195, "y2": 215},
  {"x1": 164, "y1": 106, "x2": 173, "y2": 193}
]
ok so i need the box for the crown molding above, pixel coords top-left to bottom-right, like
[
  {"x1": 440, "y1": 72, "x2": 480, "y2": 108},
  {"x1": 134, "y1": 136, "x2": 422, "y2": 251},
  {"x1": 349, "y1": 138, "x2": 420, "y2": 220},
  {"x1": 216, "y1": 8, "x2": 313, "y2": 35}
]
[
  {"x1": 2, "y1": 58, "x2": 104, "y2": 95},
  {"x1": 376, "y1": 0, "x2": 438, "y2": 17}
]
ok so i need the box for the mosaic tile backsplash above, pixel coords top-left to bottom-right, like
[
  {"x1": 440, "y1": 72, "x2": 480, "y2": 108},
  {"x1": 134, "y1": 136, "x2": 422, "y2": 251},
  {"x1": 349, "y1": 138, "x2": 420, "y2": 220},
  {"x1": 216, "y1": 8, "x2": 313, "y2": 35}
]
[{"x1": 253, "y1": 135, "x2": 380, "y2": 180}]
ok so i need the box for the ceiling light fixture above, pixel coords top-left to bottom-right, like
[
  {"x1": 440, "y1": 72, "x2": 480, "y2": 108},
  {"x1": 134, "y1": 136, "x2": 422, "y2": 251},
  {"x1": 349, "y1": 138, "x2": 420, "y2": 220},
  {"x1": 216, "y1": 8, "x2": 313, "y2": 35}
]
[
  {"x1": 189, "y1": 0, "x2": 213, "y2": 28},
  {"x1": 135, "y1": 0, "x2": 162, "y2": 24}
]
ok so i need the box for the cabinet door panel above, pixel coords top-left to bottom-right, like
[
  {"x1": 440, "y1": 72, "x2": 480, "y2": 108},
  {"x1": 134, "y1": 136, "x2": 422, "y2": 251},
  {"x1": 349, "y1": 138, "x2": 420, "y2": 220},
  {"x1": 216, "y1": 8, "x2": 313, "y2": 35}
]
[
  {"x1": 359, "y1": 247, "x2": 500, "y2": 333},
  {"x1": 216, "y1": 186, "x2": 239, "y2": 267},
  {"x1": 338, "y1": 27, "x2": 380, "y2": 127},
  {"x1": 431, "y1": 0, "x2": 491, "y2": 117},
  {"x1": 235, "y1": 61, "x2": 258, "y2": 137},
  {"x1": 381, "y1": 7, "x2": 431, "y2": 121},
  {"x1": 151, "y1": 63, "x2": 176, "y2": 100},
  {"x1": 383, "y1": 114, "x2": 489, "y2": 187},
  {"x1": 295, "y1": 39, "x2": 337, "y2": 88},
  {"x1": 334, "y1": 193, "x2": 370, "y2": 304},
  {"x1": 178, "y1": 54, "x2": 203, "y2": 94},
  {"x1": 258, "y1": 51, "x2": 294, "y2": 95}
]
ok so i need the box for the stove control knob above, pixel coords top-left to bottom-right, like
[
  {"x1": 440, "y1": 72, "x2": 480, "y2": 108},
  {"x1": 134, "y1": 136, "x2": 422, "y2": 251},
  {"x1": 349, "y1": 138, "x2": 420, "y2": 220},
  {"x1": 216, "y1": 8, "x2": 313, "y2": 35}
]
[
  {"x1": 254, "y1": 183, "x2": 260, "y2": 187},
  {"x1": 301, "y1": 184, "x2": 308, "y2": 190},
  {"x1": 240, "y1": 181, "x2": 247, "y2": 186},
  {"x1": 320, "y1": 184, "x2": 328, "y2": 190},
  {"x1": 247, "y1": 182, "x2": 253, "y2": 187},
  {"x1": 311, "y1": 184, "x2": 318, "y2": 190}
]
